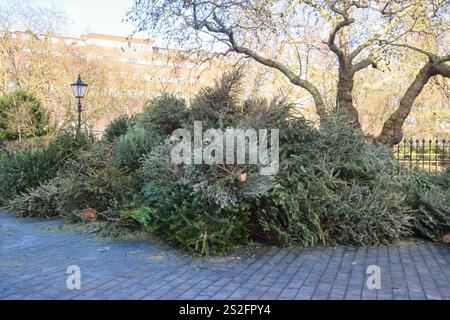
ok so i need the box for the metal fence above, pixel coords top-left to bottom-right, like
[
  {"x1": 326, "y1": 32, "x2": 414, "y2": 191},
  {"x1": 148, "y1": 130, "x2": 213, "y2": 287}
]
[{"x1": 394, "y1": 138, "x2": 450, "y2": 172}]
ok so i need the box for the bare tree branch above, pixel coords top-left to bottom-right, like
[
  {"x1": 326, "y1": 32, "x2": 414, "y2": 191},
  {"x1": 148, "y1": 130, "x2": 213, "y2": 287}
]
[
  {"x1": 376, "y1": 51, "x2": 450, "y2": 145},
  {"x1": 352, "y1": 57, "x2": 377, "y2": 72},
  {"x1": 191, "y1": 2, "x2": 328, "y2": 119},
  {"x1": 327, "y1": 18, "x2": 354, "y2": 64}
]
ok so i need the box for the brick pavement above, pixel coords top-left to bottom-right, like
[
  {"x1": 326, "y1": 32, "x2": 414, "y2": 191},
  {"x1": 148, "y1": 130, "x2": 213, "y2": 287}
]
[{"x1": 0, "y1": 211, "x2": 449, "y2": 300}]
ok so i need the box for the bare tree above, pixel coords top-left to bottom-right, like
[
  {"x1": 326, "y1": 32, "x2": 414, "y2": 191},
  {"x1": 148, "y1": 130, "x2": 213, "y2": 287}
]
[
  {"x1": 376, "y1": 46, "x2": 450, "y2": 144},
  {"x1": 0, "y1": 0, "x2": 66, "y2": 34},
  {"x1": 127, "y1": 0, "x2": 329, "y2": 121},
  {"x1": 126, "y1": 0, "x2": 449, "y2": 144},
  {"x1": 0, "y1": 1, "x2": 130, "y2": 131}
]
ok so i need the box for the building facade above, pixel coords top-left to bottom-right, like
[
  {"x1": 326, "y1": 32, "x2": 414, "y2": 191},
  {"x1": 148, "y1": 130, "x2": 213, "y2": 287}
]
[{"x1": 1, "y1": 30, "x2": 225, "y2": 131}]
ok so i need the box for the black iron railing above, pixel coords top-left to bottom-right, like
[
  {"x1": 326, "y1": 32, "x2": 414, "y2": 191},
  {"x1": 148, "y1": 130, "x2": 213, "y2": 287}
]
[{"x1": 394, "y1": 138, "x2": 450, "y2": 172}]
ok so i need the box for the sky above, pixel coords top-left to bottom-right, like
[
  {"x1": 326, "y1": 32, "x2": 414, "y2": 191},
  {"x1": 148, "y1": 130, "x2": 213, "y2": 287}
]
[{"x1": 30, "y1": 0, "x2": 137, "y2": 37}]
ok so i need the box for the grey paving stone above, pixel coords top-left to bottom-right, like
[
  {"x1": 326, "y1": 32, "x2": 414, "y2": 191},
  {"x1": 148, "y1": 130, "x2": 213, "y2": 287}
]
[{"x1": 1, "y1": 211, "x2": 449, "y2": 300}]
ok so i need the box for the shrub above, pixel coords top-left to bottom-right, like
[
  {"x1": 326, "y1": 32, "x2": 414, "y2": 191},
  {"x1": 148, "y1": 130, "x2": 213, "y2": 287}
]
[
  {"x1": 114, "y1": 127, "x2": 160, "y2": 171},
  {"x1": 0, "y1": 90, "x2": 51, "y2": 142},
  {"x1": 57, "y1": 143, "x2": 139, "y2": 221},
  {"x1": 404, "y1": 170, "x2": 450, "y2": 241},
  {"x1": 316, "y1": 115, "x2": 398, "y2": 184},
  {"x1": 320, "y1": 184, "x2": 412, "y2": 245},
  {"x1": 125, "y1": 206, "x2": 153, "y2": 231},
  {"x1": 138, "y1": 182, "x2": 250, "y2": 255},
  {"x1": 81, "y1": 166, "x2": 137, "y2": 214},
  {"x1": 183, "y1": 164, "x2": 276, "y2": 208},
  {"x1": 140, "y1": 141, "x2": 184, "y2": 183},
  {"x1": 136, "y1": 79, "x2": 415, "y2": 251},
  {"x1": 0, "y1": 130, "x2": 92, "y2": 205},
  {"x1": 410, "y1": 188, "x2": 450, "y2": 241},
  {"x1": 139, "y1": 138, "x2": 255, "y2": 255},
  {"x1": 49, "y1": 130, "x2": 94, "y2": 156},
  {"x1": 252, "y1": 168, "x2": 412, "y2": 247},
  {"x1": 189, "y1": 70, "x2": 243, "y2": 128},
  {"x1": 434, "y1": 165, "x2": 450, "y2": 190},
  {"x1": 135, "y1": 94, "x2": 189, "y2": 136},
  {"x1": 138, "y1": 137, "x2": 256, "y2": 254},
  {"x1": 167, "y1": 92, "x2": 290, "y2": 208},
  {"x1": 0, "y1": 147, "x2": 56, "y2": 204},
  {"x1": 8, "y1": 178, "x2": 62, "y2": 218},
  {"x1": 5, "y1": 71, "x2": 446, "y2": 255},
  {"x1": 104, "y1": 114, "x2": 134, "y2": 142},
  {"x1": 251, "y1": 115, "x2": 413, "y2": 246},
  {"x1": 240, "y1": 97, "x2": 293, "y2": 129}
]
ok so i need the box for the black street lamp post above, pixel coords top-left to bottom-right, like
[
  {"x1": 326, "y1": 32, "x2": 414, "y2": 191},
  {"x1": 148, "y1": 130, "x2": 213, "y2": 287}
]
[{"x1": 70, "y1": 75, "x2": 88, "y2": 137}]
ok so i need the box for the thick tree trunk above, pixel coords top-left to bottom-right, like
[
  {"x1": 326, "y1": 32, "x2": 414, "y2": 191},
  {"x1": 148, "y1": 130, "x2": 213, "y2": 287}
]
[
  {"x1": 336, "y1": 67, "x2": 361, "y2": 127},
  {"x1": 375, "y1": 63, "x2": 435, "y2": 146}
]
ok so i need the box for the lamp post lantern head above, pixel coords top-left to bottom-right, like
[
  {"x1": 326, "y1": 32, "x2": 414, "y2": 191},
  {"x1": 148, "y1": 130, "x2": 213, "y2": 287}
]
[{"x1": 71, "y1": 74, "x2": 88, "y2": 99}]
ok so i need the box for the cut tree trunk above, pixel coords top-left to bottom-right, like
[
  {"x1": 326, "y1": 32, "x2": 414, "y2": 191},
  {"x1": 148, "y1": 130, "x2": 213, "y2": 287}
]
[{"x1": 443, "y1": 234, "x2": 450, "y2": 244}]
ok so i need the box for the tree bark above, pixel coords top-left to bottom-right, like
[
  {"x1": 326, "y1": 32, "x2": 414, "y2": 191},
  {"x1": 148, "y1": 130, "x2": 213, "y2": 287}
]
[
  {"x1": 375, "y1": 61, "x2": 449, "y2": 146},
  {"x1": 324, "y1": 12, "x2": 367, "y2": 129},
  {"x1": 336, "y1": 65, "x2": 361, "y2": 127}
]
